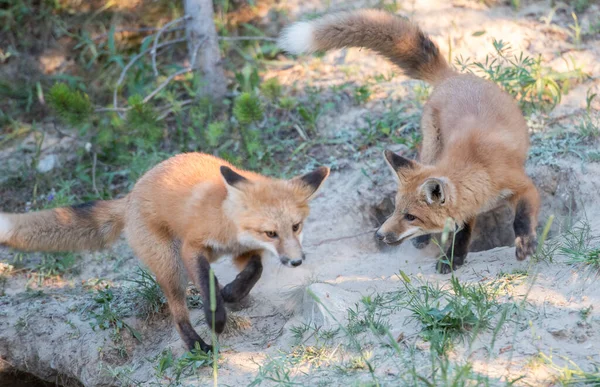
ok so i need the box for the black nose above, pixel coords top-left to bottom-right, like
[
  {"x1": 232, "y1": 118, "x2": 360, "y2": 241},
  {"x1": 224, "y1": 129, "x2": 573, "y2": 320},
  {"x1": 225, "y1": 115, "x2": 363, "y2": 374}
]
[
  {"x1": 290, "y1": 260, "x2": 302, "y2": 267},
  {"x1": 375, "y1": 230, "x2": 385, "y2": 241}
]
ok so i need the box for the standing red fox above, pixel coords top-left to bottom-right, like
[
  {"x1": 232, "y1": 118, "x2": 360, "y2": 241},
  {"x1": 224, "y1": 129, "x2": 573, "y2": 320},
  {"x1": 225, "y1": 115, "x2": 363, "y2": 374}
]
[
  {"x1": 278, "y1": 9, "x2": 540, "y2": 273},
  {"x1": 0, "y1": 153, "x2": 330, "y2": 352}
]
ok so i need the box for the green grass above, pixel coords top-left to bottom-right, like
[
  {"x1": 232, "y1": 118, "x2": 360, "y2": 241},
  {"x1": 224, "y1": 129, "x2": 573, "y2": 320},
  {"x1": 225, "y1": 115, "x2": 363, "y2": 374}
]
[
  {"x1": 125, "y1": 267, "x2": 166, "y2": 318},
  {"x1": 541, "y1": 353, "x2": 600, "y2": 386},
  {"x1": 455, "y1": 39, "x2": 586, "y2": 114},
  {"x1": 29, "y1": 252, "x2": 79, "y2": 286},
  {"x1": 85, "y1": 282, "x2": 142, "y2": 357},
  {"x1": 560, "y1": 219, "x2": 600, "y2": 270},
  {"x1": 399, "y1": 274, "x2": 500, "y2": 349}
]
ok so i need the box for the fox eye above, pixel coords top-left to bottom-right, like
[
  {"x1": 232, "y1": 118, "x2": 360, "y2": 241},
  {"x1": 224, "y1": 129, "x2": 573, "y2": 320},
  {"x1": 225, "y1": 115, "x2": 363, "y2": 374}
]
[
  {"x1": 404, "y1": 214, "x2": 416, "y2": 221},
  {"x1": 265, "y1": 231, "x2": 278, "y2": 239},
  {"x1": 292, "y1": 223, "x2": 301, "y2": 232}
]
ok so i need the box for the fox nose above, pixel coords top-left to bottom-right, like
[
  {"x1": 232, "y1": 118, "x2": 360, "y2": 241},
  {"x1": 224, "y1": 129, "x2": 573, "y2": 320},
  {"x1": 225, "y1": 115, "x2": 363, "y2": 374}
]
[{"x1": 290, "y1": 259, "x2": 302, "y2": 267}]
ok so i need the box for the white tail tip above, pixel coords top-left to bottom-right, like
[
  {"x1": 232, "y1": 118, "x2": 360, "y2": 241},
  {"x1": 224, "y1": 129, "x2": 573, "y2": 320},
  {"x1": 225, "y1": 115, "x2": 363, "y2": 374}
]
[
  {"x1": 277, "y1": 21, "x2": 316, "y2": 55},
  {"x1": 0, "y1": 214, "x2": 11, "y2": 243}
]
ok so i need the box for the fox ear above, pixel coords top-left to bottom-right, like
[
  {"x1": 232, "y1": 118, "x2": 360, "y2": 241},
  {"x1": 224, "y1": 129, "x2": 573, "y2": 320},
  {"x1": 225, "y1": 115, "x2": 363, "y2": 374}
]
[
  {"x1": 220, "y1": 166, "x2": 250, "y2": 190},
  {"x1": 383, "y1": 150, "x2": 416, "y2": 181},
  {"x1": 420, "y1": 177, "x2": 449, "y2": 205},
  {"x1": 293, "y1": 166, "x2": 330, "y2": 201}
]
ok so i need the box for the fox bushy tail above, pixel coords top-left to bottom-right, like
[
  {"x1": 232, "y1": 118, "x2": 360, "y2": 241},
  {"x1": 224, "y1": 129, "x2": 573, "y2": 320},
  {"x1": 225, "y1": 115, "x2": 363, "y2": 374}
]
[
  {"x1": 0, "y1": 198, "x2": 127, "y2": 252},
  {"x1": 277, "y1": 9, "x2": 453, "y2": 85}
]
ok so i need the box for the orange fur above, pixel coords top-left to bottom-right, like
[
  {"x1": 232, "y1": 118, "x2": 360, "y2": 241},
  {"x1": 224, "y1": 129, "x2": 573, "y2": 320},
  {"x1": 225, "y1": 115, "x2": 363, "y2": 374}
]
[
  {"x1": 0, "y1": 152, "x2": 330, "y2": 350},
  {"x1": 280, "y1": 9, "x2": 540, "y2": 270}
]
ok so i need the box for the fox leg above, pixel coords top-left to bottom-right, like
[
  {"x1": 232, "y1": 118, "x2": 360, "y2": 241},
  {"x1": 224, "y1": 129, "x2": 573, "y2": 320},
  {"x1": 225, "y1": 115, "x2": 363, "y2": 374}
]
[
  {"x1": 436, "y1": 218, "x2": 475, "y2": 274},
  {"x1": 511, "y1": 177, "x2": 540, "y2": 261},
  {"x1": 155, "y1": 262, "x2": 211, "y2": 352},
  {"x1": 222, "y1": 251, "x2": 263, "y2": 303},
  {"x1": 412, "y1": 234, "x2": 431, "y2": 249},
  {"x1": 181, "y1": 243, "x2": 227, "y2": 338},
  {"x1": 129, "y1": 236, "x2": 213, "y2": 352}
]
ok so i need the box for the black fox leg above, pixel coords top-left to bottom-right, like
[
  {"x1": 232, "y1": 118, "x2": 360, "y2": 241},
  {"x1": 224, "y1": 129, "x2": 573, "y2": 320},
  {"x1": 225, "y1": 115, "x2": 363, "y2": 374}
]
[
  {"x1": 412, "y1": 234, "x2": 432, "y2": 249},
  {"x1": 222, "y1": 251, "x2": 263, "y2": 303},
  {"x1": 181, "y1": 247, "x2": 227, "y2": 337}
]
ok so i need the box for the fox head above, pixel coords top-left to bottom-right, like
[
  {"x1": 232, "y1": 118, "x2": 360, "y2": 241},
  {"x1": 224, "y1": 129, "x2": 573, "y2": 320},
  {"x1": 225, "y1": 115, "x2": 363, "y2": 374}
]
[
  {"x1": 375, "y1": 150, "x2": 456, "y2": 245},
  {"x1": 221, "y1": 165, "x2": 330, "y2": 267}
]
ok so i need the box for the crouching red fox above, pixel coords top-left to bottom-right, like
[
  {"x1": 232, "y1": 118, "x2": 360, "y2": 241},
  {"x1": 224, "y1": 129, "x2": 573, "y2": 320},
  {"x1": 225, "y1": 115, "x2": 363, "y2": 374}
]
[
  {"x1": 0, "y1": 152, "x2": 329, "y2": 352},
  {"x1": 278, "y1": 9, "x2": 540, "y2": 273}
]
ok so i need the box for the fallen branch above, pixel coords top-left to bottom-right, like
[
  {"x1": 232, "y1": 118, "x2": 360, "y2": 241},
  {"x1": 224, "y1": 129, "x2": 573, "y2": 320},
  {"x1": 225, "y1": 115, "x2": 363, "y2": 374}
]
[
  {"x1": 218, "y1": 36, "x2": 277, "y2": 42},
  {"x1": 143, "y1": 37, "x2": 206, "y2": 105},
  {"x1": 93, "y1": 26, "x2": 185, "y2": 41},
  {"x1": 143, "y1": 66, "x2": 200, "y2": 104},
  {"x1": 152, "y1": 16, "x2": 192, "y2": 77},
  {"x1": 92, "y1": 151, "x2": 100, "y2": 197},
  {"x1": 156, "y1": 99, "x2": 194, "y2": 120},
  {"x1": 113, "y1": 37, "x2": 187, "y2": 115}
]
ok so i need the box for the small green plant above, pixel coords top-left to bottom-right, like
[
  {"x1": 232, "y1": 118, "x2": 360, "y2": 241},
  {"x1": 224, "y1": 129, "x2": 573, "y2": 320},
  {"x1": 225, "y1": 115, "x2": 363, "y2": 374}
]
[
  {"x1": 30, "y1": 253, "x2": 78, "y2": 285},
  {"x1": 260, "y1": 77, "x2": 283, "y2": 102},
  {"x1": 354, "y1": 85, "x2": 372, "y2": 104},
  {"x1": 172, "y1": 344, "x2": 214, "y2": 383},
  {"x1": 249, "y1": 355, "x2": 297, "y2": 386},
  {"x1": 560, "y1": 219, "x2": 600, "y2": 270},
  {"x1": 568, "y1": 12, "x2": 582, "y2": 48},
  {"x1": 398, "y1": 272, "x2": 500, "y2": 352},
  {"x1": 579, "y1": 305, "x2": 593, "y2": 321},
  {"x1": 540, "y1": 353, "x2": 600, "y2": 385},
  {"x1": 413, "y1": 82, "x2": 431, "y2": 105},
  {"x1": 89, "y1": 284, "x2": 142, "y2": 345},
  {"x1": 125, "y1": 267, "x2": 166, "y2": 318},
  {"x1": 577, "y1": 116, "x2": 600, "y2": 140},
  {"x1": 455, "y1": 39, "x2": 585, "y2": 113},
  {"x1": 233, "y1": 92, "x2": 263, "y2": 125},
  {"x1": 528, "y1": 132, "x2": 589, "y2": 166},
  {"x1": 289, "y1": 345, "x2": 335, "y2": 368},
  {"x1": 278, "y1": 96, "x2": 297, "y2": 110},
  {"x1": 154, "y1": 349, "x2": 174, "y2": 379},
  {"x1": 297, "y1": 105, "x2": 320, "y2": 132},
  {"x1": 206, "y1": 120, "x2": 227, "y2": 147},
  {"x1": 47, "y1": 83, "x2": 93, "y2": 127},
  {"x1": 347, "y1": 294, "x2": 392, "y2": 336}
]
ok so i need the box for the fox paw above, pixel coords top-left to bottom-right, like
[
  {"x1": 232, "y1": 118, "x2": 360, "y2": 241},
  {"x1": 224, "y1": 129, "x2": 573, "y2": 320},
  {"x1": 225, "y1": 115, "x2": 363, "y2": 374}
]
[
  {"x1": 515, "y1": 234, "x2": 537, "y2": 261},
  {"x1": 412, "y1": 235, "x2": 431, "y2": 250},
  {"x1": 204, "y1": 303, "x2": 227, "y2": 334},
  {"x1": 436, "y1": 259, "x2": 463, "y2": 274}
]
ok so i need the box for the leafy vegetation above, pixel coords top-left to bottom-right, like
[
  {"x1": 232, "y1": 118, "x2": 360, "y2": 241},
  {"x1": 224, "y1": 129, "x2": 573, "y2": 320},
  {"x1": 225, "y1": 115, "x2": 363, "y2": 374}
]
[{"x1": 455, "y1": 39, "x2": 586, "y2": 114}]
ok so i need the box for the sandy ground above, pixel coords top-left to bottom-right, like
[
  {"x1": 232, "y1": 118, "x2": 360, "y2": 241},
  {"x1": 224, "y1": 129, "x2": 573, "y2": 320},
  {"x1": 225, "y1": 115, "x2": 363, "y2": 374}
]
[{"x1": 1, "y1": 0, "x2": 600, "y2": 386}]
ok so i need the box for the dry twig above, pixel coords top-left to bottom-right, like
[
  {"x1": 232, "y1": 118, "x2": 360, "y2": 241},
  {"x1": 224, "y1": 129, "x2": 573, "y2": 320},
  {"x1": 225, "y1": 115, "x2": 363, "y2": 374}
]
[{"x1": 152, "y1": 16, "x2": 192, "y2": 77}]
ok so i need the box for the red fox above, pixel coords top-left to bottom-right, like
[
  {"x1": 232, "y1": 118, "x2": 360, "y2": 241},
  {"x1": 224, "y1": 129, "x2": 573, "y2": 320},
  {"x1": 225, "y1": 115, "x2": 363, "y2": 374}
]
[
  {"x1": 278, "y1": 9, "x2": 540, "y2": 273},
  {"x1": 0, "y1": 153, "x2": 330, "y2": 352}
]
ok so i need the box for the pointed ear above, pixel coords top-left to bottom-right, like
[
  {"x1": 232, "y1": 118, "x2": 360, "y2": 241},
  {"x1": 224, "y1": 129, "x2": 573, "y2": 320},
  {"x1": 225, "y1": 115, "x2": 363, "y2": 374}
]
[
  {"x1": 220, "y1": 166, "x2": 250, "y2": 190},
  {"x1": 293, "y1": 166, "x2": 330, "y2": 201},
  {"x1": 383, "y1": 149, "x2": 417, "y2": 181},
  {"x1": 420, "y1": 178, "x2": 449, "y2": 205}
]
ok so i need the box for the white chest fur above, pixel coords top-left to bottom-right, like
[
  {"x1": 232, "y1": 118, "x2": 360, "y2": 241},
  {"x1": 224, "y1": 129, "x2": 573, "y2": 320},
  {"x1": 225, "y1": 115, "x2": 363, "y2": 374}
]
[{"x1": 205, "y1": 234, "x2": 276, "y2": 260}]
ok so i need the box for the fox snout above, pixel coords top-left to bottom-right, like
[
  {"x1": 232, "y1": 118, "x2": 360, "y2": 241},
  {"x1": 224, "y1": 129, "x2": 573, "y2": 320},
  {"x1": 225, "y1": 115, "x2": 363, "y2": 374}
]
[
  {"x1": 375, "y1": 230, "x2": 402, "y2": 245},
  {"x1": 376, "y1": 215, "x2": 420, "y2": 245},
  {"x1": 279, "y1": 252, "x2": 305, "y2": 267}
]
